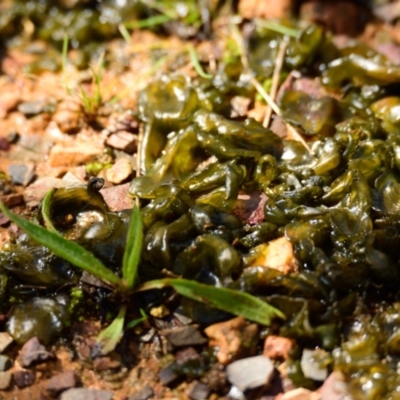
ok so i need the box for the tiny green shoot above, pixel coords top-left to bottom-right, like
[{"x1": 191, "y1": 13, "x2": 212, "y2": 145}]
[
  {"x1": 254, "y1": 19, "x2": 300, "y2": 38},
  {"x1": 118, "y1": 23, "x2": 132, "y2": 44},
  {"x1": 188, "y1": 45, "x2": 213, "y2": 79},
  {"x1": 41, "y1": 189, "x2": 58, "y2": 234}
]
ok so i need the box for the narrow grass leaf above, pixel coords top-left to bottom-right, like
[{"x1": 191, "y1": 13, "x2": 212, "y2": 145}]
[
  {"x1": 97, "y1": 305, "x2": 126, "y2": 355},
  {"x1": 125, "y1": 309, "x2": 147, "y2": 330},
  {"x1": 125, "y1": 14, "x2": 173, "y2": 29},
  {"x1": 137, "y1": 278, "x2": 285, "y2": 325},
  {"x1": 0, "y1": 201, "x2": 123, "y2": 288},
  {"x1": 188, "y1": 45, "x2": 212, "y2": 79},
  {"x1": 122, "y1": 205, "x2": 143, "y2": 289},
  {"x1": 41, "y1": 189, "x2": 58, "y2": 233},
  {"x1": 118, "y1": 23, "x2": 132, "y2": 44},
  {"x1": 62, "y1": 35, "x2": 68, "y2": 75},
  {"x1": 254, "y1": 19, "x2": 299, "y2": 38}
]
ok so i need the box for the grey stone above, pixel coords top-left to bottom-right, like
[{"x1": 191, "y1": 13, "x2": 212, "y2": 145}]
[
  {"x1": 0, "y1": 371, "x2": 12, "y2": 390},
  {"x1": 159, "y1": 364, "x2": 180, "y2": 386},
  {"x1": 18, "y1": 100, "x2": 47, "y2": 116},
  {"x1": 300, "y1": 349, "x2": 329, "y2": 381},
  {"x1": 19, "y1": 337, "x2": 53, "y2": 367},
  {"x1": 60, "y1": 388, "x2": 114, "y2": 400},
  {"x1": 13, "y1": 369, "x2": 36, "y2": 388},
  {"x1": 128, "y1": 384, "x2": 154, "y2": 400},
  {"x1": 8, "y1": 163, "x2": 35, "y2": 186},
  {"x1": 0, "y1": 355, "x2": 12, "y2": 371},
  {"x1": 0, "y1": 332, "x2": 13, "y2": 353},
  {"x1": 46, "y1": 370, "x2": 78, "y2": 396},
  {"x1": 226, "y1": 355, "x2": 275, "y2": 392},
  {"x1": 187, "y1": 381, "x2": 210, "y2": 400},
  {"x1": 160, "y1": 325, "x2": 207, "y2": 347}
]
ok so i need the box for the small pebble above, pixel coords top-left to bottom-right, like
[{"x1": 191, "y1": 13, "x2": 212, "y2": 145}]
[
  {"x1": 60, "y1": 388, "x2": 114, "y2": 400},
  {"x1": 0, "y1": 355, "x2": 12, "y2": 371},
  {"x1": 204, "y1": 317, "x2": 259, "y2": 365},
  {"x1": 187, "y1": 380, "x2": 210, "y2": 400},
  {"x1": 0, "y1": 137, "x2": 10, "y2": 151},
  {"x1": 263, "y1": 335, "x2": 295, "y2": 360},
  {"x1": 93, "y1": 357, "x2": 121, "y2": 372},
  {"x1": 48, "y1": 142, "x2": 103, "y2": 168},
  {"x1": 175, "y1": 347, "x2": 200, "y2": 365},
  {"x1": 13, "y1": 370, "x2": 36, "y2": 389},
  {"x1": 0, "y1": 193, "x2": 24, "y2": 208},
  {"x1": 317, "y1": 371, "x2": 349, "y2": 399},
  {"x1": 300, "y1": 349, "x2": 329, "y2": 381},
  {"x1": 8, "y1": 163, "x2": 35, "y2": 186},
  {"x1": 0, "y1": 332, "x2": 13, "y2": 353},
  {"x1": 18, "y1": 100, "x2": 47, "y2": 117},
  {"x1": 161, "y1": 325, "x2": 207, "y2": 347},
  {"x1": 0, "y1": 371, "x2": 12, "y2": 390},
  {"x1": 105, "y1": 131, "x2": 138, "y2": 154},
  {"x1": 105, "y1": 158, "x2": 133, "y2": 184},
  {"x1": 159, "y1": 364, "x2": 180, "y2": 386},
  {"x1": 19, "y1": 336, "x2": 53, "y2": 367},
  {"x1": 46, "y1": 370, "x2": 79, "y2": 396},
  {"x1": 100, "y1": 183, "x2": 132, "y2": 211},
  {"x1": 281, "y1": 387, "x2": 321, "y2": 400},
  {"x1": 226, "y1": 355, "x2": 275, "y2": 392},
  {"x1": 128, "y1": 384, "x2": 154, "y2": 400}
]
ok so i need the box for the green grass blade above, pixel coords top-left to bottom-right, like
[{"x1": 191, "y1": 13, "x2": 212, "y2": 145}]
[
  {"x1": 254, "y1": 19, "x2": 299, "y2": 38},
  {"x1": 125, "y1": 309, "x2": 147, "y2": 330},
  {"x1": 137, "y1": 278, "x2": 285, "y2": 325},
  {"x1": 188, "y1": 45, "x2": 212, "y2": 79},
  {"x1": 62, "y1": 35, "x2": 68, "y2": 75},
  {"x1": 96, "y1": 305, "x2": 126, "y2": 355},
  {"x1": 125, "y1": 14, "x2": 173, "y2": 29},
  {"x1": 122, "y1": 205, "x2": 143, "y2": 289},
  {"x1": 0, "y1": 201, "x2": 123, "y2": 288},
  {"x1": 41, "y1": 189, "x2": 58, "y2": 233},
  {"x1": 118, "y1": 23, "x2": 132, "y2": 44}
]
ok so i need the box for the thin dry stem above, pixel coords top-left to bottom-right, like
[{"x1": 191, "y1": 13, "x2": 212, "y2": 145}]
[
  {"x1": 230, "y1": 24, "x2": 312, "y2": 154},
  {"x1": 263, "y1": 39, "x2": 288, "y2": 128},
  {"x1": 286, "y1": 123, "x2": 313, "y2": 153}
]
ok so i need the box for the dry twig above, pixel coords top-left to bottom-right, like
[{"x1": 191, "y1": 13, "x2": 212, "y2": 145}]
[
  {"x1": 263, "y1": 38, "x2": 288, "y2": 128},
  {"x1": 230, "y1": 24, "x2": 313, "y2": 154}
]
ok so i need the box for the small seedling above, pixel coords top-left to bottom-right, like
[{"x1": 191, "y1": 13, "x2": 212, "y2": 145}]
[
  {"x1": 0, "y1": 197, "x2": 285, "y2": 354},
  {"x1": 61, "y1": 36, "x2": 116, "y2": 123}
]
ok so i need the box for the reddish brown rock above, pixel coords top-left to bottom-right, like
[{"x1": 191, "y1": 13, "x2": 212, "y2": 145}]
[
  {"x1": 247, "y1": 236, "x2": 297, "y2": 275},
  {"x1": 300, "y1": 0, "x2": 370, "y2": 36},
  {"x1": 239, "y1": 0, "x2": 293, "y2": 20},
  {"x1": 281, "y1": 388, "x2": 321, "y2": 400},
  {"x1": 232, "y1": 191, "x2": 267, "y2": 225},
  {"x1": 263, "y1": 335, "x2": 295, "y2": 361},
  {"x1": 53, "y1": 101, "x2": 83, "y2": 134},
  {"x1": 204, "y1": 317, "x2": 259, "y2": 365},
  {"x1": 93, "y1": 357, "x2": 121, "y2": 372},
  {"x1": 19, "y1": 337, "x2": 53, "y2": 367},
  {"x1": 175, "y1": 347, "x2": 200, "y2": 365},
  {"x1": 0, "y1": 193, "x2": 24, "y2": 208},
  {"x1": 0, "y1": 91, "x2": 20, "y2": 119},
  {"x1": 105, "y1": 131, "x2": 138, "y2": 154},
  {"x1": 46, "y1": 370, "x2": 79, "y2": 396},
  {"x1": 48, "y1": 142, "x2": 103, "y2": 167},
  {"x1": 105, "y1": 158, "x2": 133, "y2": 184},
  {"x1": 100, "y1": 183, "x2": 133, "y2": 211},
  {"x1": 13, "y1": 369, "x2": 36, "y2": 389}
]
